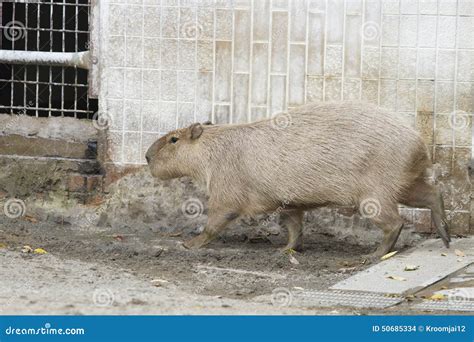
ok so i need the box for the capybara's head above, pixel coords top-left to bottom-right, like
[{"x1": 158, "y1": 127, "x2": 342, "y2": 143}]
[{"x1": 145, "y1": 123, "x2": 204, "y2": 180}]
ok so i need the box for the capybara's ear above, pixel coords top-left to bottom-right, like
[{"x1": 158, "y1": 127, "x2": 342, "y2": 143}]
[{"x1": 188, "y1": 123, "x2": 203, "y2": 140}]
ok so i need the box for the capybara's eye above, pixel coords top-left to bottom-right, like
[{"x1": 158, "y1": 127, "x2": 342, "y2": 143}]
[{"x1": 170, "y1": 137, "x2": 179, "y2": 144}]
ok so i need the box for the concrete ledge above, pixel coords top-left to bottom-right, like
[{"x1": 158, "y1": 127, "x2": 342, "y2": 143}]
[{"x1": 0, "y1": 134, "x2": 96, "y2": 159}]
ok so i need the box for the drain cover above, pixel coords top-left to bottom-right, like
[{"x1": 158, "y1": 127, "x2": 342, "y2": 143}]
[
  {"x1": 413, "y1": 300, "x2": 474, "y2": 312},
  {"x1": 290, "y1": 290, "x2": 403, "y2": 309}
]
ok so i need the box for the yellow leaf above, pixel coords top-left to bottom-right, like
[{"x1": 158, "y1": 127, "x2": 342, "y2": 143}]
[
  {"x1": 429, "y1": 293, "x2": 446, "y2": 301},
  {"x1": 454, "y1": 249, "x2": 465, "y2": 257},
  {"x1": 387, "y1": 275, "x2": 407, "y2": 281},
  {"x1": 381, "y1": 251, "x2": 398, "y2": 260},
  {"x1": 0, "y1": 243, "x2": 6, "y2": 249},
  {"x1": 441, "y1": 253, "x2": 447, "y2": 256},
  {"x1": 33, "y1": 248, "x2": 47, "y2": 255}
]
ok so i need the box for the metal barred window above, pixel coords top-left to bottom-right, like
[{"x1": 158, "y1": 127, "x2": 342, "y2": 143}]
[{"x1": 0, "y1": 0, "x2": 98, "y2": 119}]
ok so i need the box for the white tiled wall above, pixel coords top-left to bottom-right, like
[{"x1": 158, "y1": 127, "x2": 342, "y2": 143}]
[
  {"x1": 101, "y1": 0, "x2": 474, "y2": 166},
  {"x1": 100, "y1": 0, "x2": 474, "y2": 232}
]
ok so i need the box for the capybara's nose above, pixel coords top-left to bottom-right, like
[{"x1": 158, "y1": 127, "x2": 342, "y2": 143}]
[{"x1": 145, "y1": 155, "x2": 150, "y2": 164}]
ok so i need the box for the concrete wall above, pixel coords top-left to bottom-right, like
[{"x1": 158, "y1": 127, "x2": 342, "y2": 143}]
[{"x1": 100, "y1": 0, "x2": 474, "y2": 233}]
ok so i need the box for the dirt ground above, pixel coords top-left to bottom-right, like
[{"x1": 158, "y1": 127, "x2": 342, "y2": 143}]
[
  {"x1": 0, "y1": 169, "x2": 448, "y2": 315},
  {"x1": 1, "y1": 212, "x2": 440, "y2": 315}
]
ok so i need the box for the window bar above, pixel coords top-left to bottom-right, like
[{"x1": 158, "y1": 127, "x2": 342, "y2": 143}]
[
  {"x1": 49, "y1": 2, "x2": 53, "y2": 117},
  {"x1": 86, "y1": 3, "x2": 90, "y2": 116},
  {"x1": 74, "y1": 1, "x2": 78, "y2": 117},
  {"x1": 35, "y1": 1, "x2": 40, "y2": 117},
  {"x1": 0, "y1": 1, "x2": 97, "y2": 119},
  {"x1": 23, "y1": 2, "x2": 28, "y2": 114},
  {"x1": 10, "y1": 2, "x2": 15, "y2": 115},
  {"x1": 61, "y1": 0, "x2": 65, "y2": 118}
]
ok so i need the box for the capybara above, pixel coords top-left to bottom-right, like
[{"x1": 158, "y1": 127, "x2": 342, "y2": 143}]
[{"x1": 145, "y1": 102, "x2": 450, "y2": 257}]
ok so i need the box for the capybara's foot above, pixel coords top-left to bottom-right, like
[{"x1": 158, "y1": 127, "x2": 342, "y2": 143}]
[
  {"x1": 282, "y1": 241, "x2": 304, "y2": 253},
  {"x1": 183, "y1": 234, "x2": 212, "y2": 249}
]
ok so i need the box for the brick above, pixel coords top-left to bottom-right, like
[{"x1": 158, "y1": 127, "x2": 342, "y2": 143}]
[
  {"x1": 446, "y1": 211, "x2": 470, "y2": 235},
  {"x1": 413, "y1": 209, "x2": 433, "y2": 233},
  {"x1": 86, "y1": 175, "x2": 104, "y2": 192},
  {"x1": 67, "y1": 174, "x2": 86, "y2": 192}
]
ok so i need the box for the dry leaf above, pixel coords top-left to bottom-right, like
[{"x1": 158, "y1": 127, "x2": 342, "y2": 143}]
[
  {"x1": 429, "y1": 293, "x2": 446, "y2": 301},
  {"x1": 293, "y1": 286, "x2": 304, "y2": 291},
  {"x1": 24, "y1": 215, "x2": 38, "y2": 223},
  {"x1": 33, "y1": 248, "x2": 47, "y2": 254},
  {"x1": 381, "y1": 251, "x2": 398, "y2": 260},
  {"x1": 0, "y1": 243, "x2": 6, "y2": 249},
  {"x1": 454, "y1": 249, "x2": 465, "y2": 257},
  {"x1": 21, "y1": 245, "x2": 33, "y2": 253},
  {"x1": 338, "y1": 267, "x2": 357, "y2": 273},
  {"x1": 169, "y1": 232, "x2": 182, "y2": 237},
  {"x1": 150, "y1": 279, "x2": 169, "y2": 287},
  {"x1": 289, "y1": 254, "x2": 300, "y2": 265},
  {"x1": 404, "y1": 265, "x2": 419, "y2": 271},
  {"x1": 441, "y1": 253, "x2": 447, "y2": 256},
  {"x1": 387, "y1": 275, "x2": 407, "y2": 281}
]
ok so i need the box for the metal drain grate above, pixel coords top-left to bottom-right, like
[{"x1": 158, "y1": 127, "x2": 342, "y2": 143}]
[
  {"x1": 413, "y1": 300, "x2": 474, "y2": 312},
  {"x1": 291, "y1": 290, "x2": 404, "y2": 309}
]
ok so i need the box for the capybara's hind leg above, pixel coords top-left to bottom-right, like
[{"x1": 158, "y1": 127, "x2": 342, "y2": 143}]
[
  {"x1": 401, "y1": 178, "x2": 451, "y2": 247},
  {"x1": 366, "y1": 202, "x2": 404, "y2": 258},
  {"x1": 280, "y1": 210, "x2": 304, "y2": 251}
]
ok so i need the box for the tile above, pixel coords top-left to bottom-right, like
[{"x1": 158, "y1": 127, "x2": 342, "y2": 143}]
[
  {"x1": 142, "y1": 69, "x2": 161, "y2": 100},
  {"x1": 123, "y1": 100, "x2": 141, "y2": 131},
  {"x1": 123, "y1": 132, "x2": 142, "y2": 164},
  {"x1": 233, "y1": 73, "x2": 250, "y2": 123},
  {"x1": 288, "y1": 44, "x2": 305, "y2": 106},
  {"x1": 251, "y1": 43, "x2": 269, "y2": 106},
  {"x1": 272, "y1": 11, "x2": 289, "y2": 74},
  {"x1": 215, "y1": 41, "x2": 232, "y2": 102},
  {"x1": 234, "y1": 10, "x2": 251, "y2": 73},
  {"x1": 254, "y1": 0, "x2": 270, "y2": 41}
]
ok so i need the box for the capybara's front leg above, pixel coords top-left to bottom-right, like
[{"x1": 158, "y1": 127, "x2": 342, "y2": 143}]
[{"x1": 183, "y1": 210, "x2": 240, "y2": 249}]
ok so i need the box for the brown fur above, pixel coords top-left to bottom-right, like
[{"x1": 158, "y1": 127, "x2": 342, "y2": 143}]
[{"x1": 146, "y1": 102, "x2": 450, "y2": 256}]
